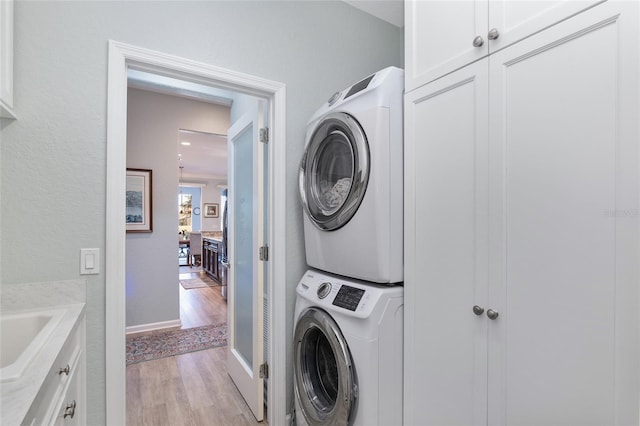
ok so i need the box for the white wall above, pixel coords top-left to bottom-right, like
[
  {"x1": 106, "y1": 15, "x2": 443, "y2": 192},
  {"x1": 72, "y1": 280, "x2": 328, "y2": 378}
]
[
  {"x1": 0, "y1": 1, "x2": 402, "y2": 422},
  {"x1": 126, "y1": 88, "x2": 229, "y2": 328},
  {"x1": 201, "y1": 178, "x2": 226, "y2": 231}
]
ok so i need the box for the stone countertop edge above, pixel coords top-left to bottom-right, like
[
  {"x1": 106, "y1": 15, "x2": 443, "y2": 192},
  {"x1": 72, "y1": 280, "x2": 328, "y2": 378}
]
[
  {"x1": 1, "y1": 280, "x2": 86, "y2": 425},
  {"x1": 202, "y1": 235, "x2": 223, "y2": 243}
]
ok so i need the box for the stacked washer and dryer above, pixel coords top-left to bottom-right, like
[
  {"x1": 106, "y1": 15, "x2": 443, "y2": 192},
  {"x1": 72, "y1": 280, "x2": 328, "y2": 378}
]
[{"x1": 294, "y1": 67, "x2": 405, "y2": 426}]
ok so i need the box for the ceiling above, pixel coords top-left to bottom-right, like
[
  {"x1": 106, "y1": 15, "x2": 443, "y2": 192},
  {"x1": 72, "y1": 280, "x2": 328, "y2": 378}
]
[{"x1": 178, "y1": 130, "x2": 228, "y2": 181}]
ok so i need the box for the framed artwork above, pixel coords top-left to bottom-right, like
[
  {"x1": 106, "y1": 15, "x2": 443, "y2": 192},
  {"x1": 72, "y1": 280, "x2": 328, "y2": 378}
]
[
  {"x1": 204, "y1": 203, "x2": 219, "y2": 218},
  {"x1": 126, "y1": 168, "x2": 153, "y2": 233}
]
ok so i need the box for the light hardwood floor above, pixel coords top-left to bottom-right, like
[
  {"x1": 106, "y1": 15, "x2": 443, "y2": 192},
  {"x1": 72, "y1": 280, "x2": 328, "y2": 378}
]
[{"x1": 126, "y1": 267, "x2": 263, "y2": 426}]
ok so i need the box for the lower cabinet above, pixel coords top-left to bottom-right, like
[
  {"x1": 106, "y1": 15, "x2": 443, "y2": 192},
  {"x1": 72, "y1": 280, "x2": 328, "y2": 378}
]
[
  {"x1": 24, "y1": 314, "x2": 86, "y2": 425},
  {"x1": 404, "y1": 2, "x2": 639, "y2": 424},
  {"x1": 202, "y1": 238, "x2": 220, "y2": 282}
]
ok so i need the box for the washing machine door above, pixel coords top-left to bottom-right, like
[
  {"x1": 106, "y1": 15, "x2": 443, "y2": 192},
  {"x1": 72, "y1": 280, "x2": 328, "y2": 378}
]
[
  {"x1": 299, "y1": 112, "x2": 370, "y2": 231},
  {"x1": 294, "y1": 307, "x2": 357, "y2": 426}
]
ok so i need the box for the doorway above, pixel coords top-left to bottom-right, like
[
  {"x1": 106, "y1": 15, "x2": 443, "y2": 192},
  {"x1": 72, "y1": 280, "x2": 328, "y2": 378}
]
[{"x1": 106, "y1": 41, "x2": 287, "y2": 426}]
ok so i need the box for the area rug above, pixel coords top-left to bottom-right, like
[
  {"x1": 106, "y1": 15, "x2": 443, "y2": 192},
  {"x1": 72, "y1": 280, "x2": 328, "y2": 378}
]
[
  {"x1": 126, "y1": 323, "x2": 228, "y2": 365},
  {"x1": 180, "y1": 274, "x2": 220, "y2": 290}
]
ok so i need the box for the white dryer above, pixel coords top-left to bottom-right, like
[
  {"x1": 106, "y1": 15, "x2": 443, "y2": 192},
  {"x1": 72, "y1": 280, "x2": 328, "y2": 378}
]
[
  {"x1": 293, "y1": 269, "x2": 403, "y2": 426},
  {"x1": 299, "y1": 67, "x2": 404, "y2": 284}
]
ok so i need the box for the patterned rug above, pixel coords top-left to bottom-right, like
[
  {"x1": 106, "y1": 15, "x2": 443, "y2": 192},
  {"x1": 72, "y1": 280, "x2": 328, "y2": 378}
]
[
  {"x1": 180, "y1": 274, "x2": 220, "y2": 289},
  {"x1": 126, "y1": 323, "x2": 227, "y2": 365}
]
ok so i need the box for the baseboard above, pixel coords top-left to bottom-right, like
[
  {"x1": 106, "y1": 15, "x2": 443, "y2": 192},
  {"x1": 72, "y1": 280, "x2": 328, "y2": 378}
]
[{"x1": 125, "y1": 319, "x2": 182, "y2": 335}]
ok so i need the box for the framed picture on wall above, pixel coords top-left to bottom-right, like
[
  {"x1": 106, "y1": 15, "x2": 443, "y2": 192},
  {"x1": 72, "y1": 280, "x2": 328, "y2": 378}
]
[
  {"x1": 126, "y1": 168, "x2": 153, "y2": 233},
  {"x1": 204, "y1": 203, "x2": 219, "y2": 218}
]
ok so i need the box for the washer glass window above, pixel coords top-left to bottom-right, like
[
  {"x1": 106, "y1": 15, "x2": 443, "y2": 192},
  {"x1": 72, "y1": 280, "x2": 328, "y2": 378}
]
[
  {"x1": 294, "y1": 308, "x2": 357, "y2": 425},
  {"x1": 299, "y1": 112, "x2": 369, "y2": 231}
]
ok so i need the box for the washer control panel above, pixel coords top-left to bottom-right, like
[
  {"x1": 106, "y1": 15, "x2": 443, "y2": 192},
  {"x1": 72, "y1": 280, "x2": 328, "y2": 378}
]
[
  {"x1": 317, "y1": 282, "x2": 332, "y2": 299},
  {"x1": 332, "y1": 285, "x2": 365, "y2": 311},
  {"x1": 297, "y1": 270, "x2": 403, "y2": 318}
]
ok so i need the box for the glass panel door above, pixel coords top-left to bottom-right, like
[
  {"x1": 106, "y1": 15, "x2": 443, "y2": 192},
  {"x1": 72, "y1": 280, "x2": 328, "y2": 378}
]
[{"x1": 226, "y1": 102, "x2": 266, "y2": 421}]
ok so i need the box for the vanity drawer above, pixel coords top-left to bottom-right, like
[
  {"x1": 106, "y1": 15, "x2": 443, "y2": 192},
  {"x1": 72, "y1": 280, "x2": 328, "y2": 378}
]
[{"x1": 24, "y1": 318, "x2": 85, "y2": 426}]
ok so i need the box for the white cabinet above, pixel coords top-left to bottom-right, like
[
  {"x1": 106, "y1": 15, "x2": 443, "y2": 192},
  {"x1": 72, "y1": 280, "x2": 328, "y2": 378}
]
[
  {"x1": 405, "y1": 0, "x2": 603, "y2": 92},
  {"x1": 23, "y1": 314, "x2": 86, "y2": 426},
  {"x1": 404, "y1": 1, "x2": 639, "y2": 424},
  {"x1": 0, "y1": 0, "x2": 15, "y2": 119},
  {"x1": 404, "y1": 59, "x2": 489, "y2": 425}
]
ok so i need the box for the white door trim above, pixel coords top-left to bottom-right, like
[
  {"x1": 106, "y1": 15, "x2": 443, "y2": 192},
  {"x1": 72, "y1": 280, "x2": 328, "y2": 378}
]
[{"x1": 106, "y1": 40, "x2": 287, "y2": 426}]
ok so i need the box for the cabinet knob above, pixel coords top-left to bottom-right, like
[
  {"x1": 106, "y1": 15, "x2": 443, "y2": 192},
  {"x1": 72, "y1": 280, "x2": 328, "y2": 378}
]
[
  {"x1": 488, "y1": 28, "x2": 500, "y2": 40},
  {"x1": 487, "y1": 309, "x2": 499, "y2": 320},
  {"x1": 472, "y1": 35, "x2": 484, "y2": 47},
  {"x1": 472, "y1": 305, "x2": 484, "y2": 316},
  {"x1": 64, "y1": 400, "x2": 77, "y2": 419},
  {"x1": 58, "y1": 365, "x2": 70, "y2": 375}
]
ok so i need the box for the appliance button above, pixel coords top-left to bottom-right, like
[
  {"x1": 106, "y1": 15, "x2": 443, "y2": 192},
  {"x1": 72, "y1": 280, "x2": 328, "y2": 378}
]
[{"x1": 317, "y1": 282, "x2": 332, "y2": 299}]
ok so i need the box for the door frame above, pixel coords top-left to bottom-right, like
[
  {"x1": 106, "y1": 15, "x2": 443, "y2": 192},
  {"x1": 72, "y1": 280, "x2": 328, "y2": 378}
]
[{"x1": 105, "y1": 40, "x2": 287, "y2": 426}]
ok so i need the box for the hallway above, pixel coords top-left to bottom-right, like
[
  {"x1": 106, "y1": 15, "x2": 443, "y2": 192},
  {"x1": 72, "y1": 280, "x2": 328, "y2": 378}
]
[{"x1": 126, "y1": 268, "x2": 262, "y2": 425}]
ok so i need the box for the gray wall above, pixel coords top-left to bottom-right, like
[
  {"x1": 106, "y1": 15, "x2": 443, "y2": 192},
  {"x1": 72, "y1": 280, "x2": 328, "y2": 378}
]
[
  {"x1": 126, "y1": 88, "x2": 230, "y2": 328},
  {"x1": 0, "y1": 1, "x2": 402, "y2": 422}
]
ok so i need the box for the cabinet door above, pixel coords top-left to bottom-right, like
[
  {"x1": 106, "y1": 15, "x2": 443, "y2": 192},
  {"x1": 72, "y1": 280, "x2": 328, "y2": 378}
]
[
  {"x1": 488, "y1": 2, "x2": 639, "y2": 424},
  {"x1": 489, "y1": 0, "x2": 604, "y2": 53},
  {"x1": 405, "y1": 0, "x2": 488, "y2": 92},
  {"x1": 404, "y1": 59, "x2": 490, "y2": 425},
  {"x1": 404, "y1": 0, "x2": 603, "y2": 93}
]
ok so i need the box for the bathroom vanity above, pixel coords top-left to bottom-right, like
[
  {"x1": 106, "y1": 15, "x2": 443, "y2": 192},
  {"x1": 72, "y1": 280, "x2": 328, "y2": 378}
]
[{"x1": 0, "y1": 280, "x2": 86, "y2": 425}]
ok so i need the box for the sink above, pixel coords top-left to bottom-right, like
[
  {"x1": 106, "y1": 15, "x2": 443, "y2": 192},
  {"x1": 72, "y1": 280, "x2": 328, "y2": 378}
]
[{"x1": 0, "y1": 309, "x2": 65, "y2": 382}]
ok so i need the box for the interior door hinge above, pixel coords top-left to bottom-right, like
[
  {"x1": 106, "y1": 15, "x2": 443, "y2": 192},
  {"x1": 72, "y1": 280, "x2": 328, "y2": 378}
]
[
  {"x1": 259, "y1": 245, "x2": 269, "y2": 261},
  {"x1": 259, "y1": 362, "x2": 269, "y2": 379},
  {"x1": 259, "y1": 127, "x2": 269, "y2": 144}
]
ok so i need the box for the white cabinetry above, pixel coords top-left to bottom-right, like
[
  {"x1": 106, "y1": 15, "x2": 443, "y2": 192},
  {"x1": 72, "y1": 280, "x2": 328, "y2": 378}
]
[
  {"x1": 405, "y1": 0, "x2": 603, "y2": 91},
  {"x1": 23, "y1": 314, "x2": 86, "y2": 425},
  {"x1": 404, "y1": 1, "x2": 639, "y2": 424},
  {"x1": 0, "y1": 0, "x2": 15, "y2": 119},
  {"x1": 405, "y1": 59, "x2": 489, "y2": 425}
]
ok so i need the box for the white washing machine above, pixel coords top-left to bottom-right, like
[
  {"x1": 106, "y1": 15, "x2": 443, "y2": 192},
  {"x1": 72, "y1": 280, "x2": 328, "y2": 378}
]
[
  {"x1": 299, "y1": 66, "x2": 404, "y2": 284},
  {"x1": 293, "y1": 269, "x2": 403, "y2": 426}
]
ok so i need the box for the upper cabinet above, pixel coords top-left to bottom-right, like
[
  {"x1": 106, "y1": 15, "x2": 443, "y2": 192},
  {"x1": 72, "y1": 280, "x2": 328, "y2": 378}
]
[
  {"x1": 405, "y1": 0, "x2": 604, "y2": 92},
  {"x1": 0, "y1": 0, "x2": 15, "y2": 119}
]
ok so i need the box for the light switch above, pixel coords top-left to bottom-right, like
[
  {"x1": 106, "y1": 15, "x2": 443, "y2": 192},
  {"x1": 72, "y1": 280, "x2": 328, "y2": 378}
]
[{"x1": 80, "y1": 248, "x2": 100, "y2": 275}]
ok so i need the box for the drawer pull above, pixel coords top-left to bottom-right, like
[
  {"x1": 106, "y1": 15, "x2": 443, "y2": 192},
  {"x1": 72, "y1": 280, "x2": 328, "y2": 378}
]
[
  {"x1": 64, "y1": 400, "x2": 76, "y2": 419},
  {"x1": 58, "y1": 365, "x2": 70, "y2": 375}
]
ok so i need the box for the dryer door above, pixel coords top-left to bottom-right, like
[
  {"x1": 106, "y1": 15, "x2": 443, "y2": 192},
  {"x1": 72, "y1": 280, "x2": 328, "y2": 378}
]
[
  {"x1": 299, "y1": 112, "x2": 370, "y2": 231},
  {"x1": 294, "y1": 307, "x2": 357, "y2": 426}
]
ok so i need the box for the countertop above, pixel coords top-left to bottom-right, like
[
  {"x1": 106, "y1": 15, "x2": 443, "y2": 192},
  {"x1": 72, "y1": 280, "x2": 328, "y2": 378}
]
[
  {"x1": 202, "y1": 235, "x2": 222, "y2": 243},
  {"x1": 0, "y1": 280, "x2": 86, "y2": 425}
]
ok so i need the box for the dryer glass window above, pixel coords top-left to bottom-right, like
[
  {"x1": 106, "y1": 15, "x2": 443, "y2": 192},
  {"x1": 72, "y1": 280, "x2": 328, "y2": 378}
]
[
  {"x1": 299, "y1": 112, "x2": 370, "y2": 231},
  {"x1": 312, "y1": 133, "x2": 353, "y2": 214}
]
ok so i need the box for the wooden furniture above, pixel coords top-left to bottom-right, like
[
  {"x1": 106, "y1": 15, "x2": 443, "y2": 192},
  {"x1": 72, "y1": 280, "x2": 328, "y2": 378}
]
[
  {"x1": 404, "y1": 1, "x2": 639, "y2": 424},
  {"x1": 202, "y1": 237, "x2": 221, "y2": 282}
]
